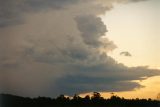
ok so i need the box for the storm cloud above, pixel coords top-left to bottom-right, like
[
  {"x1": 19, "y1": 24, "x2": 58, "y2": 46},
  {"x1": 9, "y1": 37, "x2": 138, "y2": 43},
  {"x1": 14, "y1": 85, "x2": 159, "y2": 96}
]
[
  {"x1": 0, "y1": 0, "x2": 148, "y2": 27},
  {"x1": 0, "y1": 0, "x2": 158, "y2": 97}
]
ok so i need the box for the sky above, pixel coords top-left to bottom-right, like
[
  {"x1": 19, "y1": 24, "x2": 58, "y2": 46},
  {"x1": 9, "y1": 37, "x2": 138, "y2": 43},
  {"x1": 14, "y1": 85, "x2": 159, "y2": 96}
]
[
  {"x1": 0, "y1": 0, "x2": 160, "y2": 99},
  {"x1": 101, "y1": 0, "x2": 160, "y2": 68},
  {"x1": 100, "y1": 0, "x2": 160, "y2": 99}
]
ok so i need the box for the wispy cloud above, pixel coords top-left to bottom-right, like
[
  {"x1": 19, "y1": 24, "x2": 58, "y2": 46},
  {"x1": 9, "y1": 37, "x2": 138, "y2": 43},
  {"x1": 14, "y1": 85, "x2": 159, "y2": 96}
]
[{"x1": 120, "y1": 51, "x2": 132, "y2": 57}]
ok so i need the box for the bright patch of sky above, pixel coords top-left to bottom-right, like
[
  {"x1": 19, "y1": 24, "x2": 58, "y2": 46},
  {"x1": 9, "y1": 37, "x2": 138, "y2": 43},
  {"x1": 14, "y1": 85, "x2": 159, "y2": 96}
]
[{"x1": 101, "y1": 0, "x2": 160, "y2": 68}]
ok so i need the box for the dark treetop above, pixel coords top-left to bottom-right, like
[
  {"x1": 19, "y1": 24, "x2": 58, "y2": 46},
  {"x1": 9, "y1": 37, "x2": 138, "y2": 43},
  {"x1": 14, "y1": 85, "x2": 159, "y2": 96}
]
[{"x1": 1, "y1": 92, "x2": 160, "y2": 107}]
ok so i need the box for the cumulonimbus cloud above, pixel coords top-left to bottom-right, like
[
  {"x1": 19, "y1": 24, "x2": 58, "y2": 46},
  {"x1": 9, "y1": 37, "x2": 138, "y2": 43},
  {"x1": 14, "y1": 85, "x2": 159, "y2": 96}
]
[{"x1": 0, "y1": 0, "x2": 158, "y2": 97}]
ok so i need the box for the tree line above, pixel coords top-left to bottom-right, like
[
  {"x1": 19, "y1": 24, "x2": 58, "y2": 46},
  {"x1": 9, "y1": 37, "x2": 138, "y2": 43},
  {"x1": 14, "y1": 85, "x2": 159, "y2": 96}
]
[{"x1": 1, "y1": 92, "x2": 160, "y2": 107}]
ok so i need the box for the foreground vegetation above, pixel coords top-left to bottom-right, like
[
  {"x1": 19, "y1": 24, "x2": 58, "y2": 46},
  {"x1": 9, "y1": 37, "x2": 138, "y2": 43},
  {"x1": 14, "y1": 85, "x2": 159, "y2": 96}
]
[{"x1": 1, "y1": 92, "x2": 160, "y2": 107}]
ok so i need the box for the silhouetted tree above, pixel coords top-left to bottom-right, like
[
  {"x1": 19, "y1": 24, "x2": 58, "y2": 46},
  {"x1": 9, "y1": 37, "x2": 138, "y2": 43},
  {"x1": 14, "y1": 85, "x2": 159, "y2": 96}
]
[
  {"x1": 84, "y1": 95, "x2": 90, "y2": 100},
  {"x1": 1, "y1": 93, "x2": 160, "y2": 107},
  {"x1": 91, "y1": 92, "x2": 101, "y2": 99}
]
